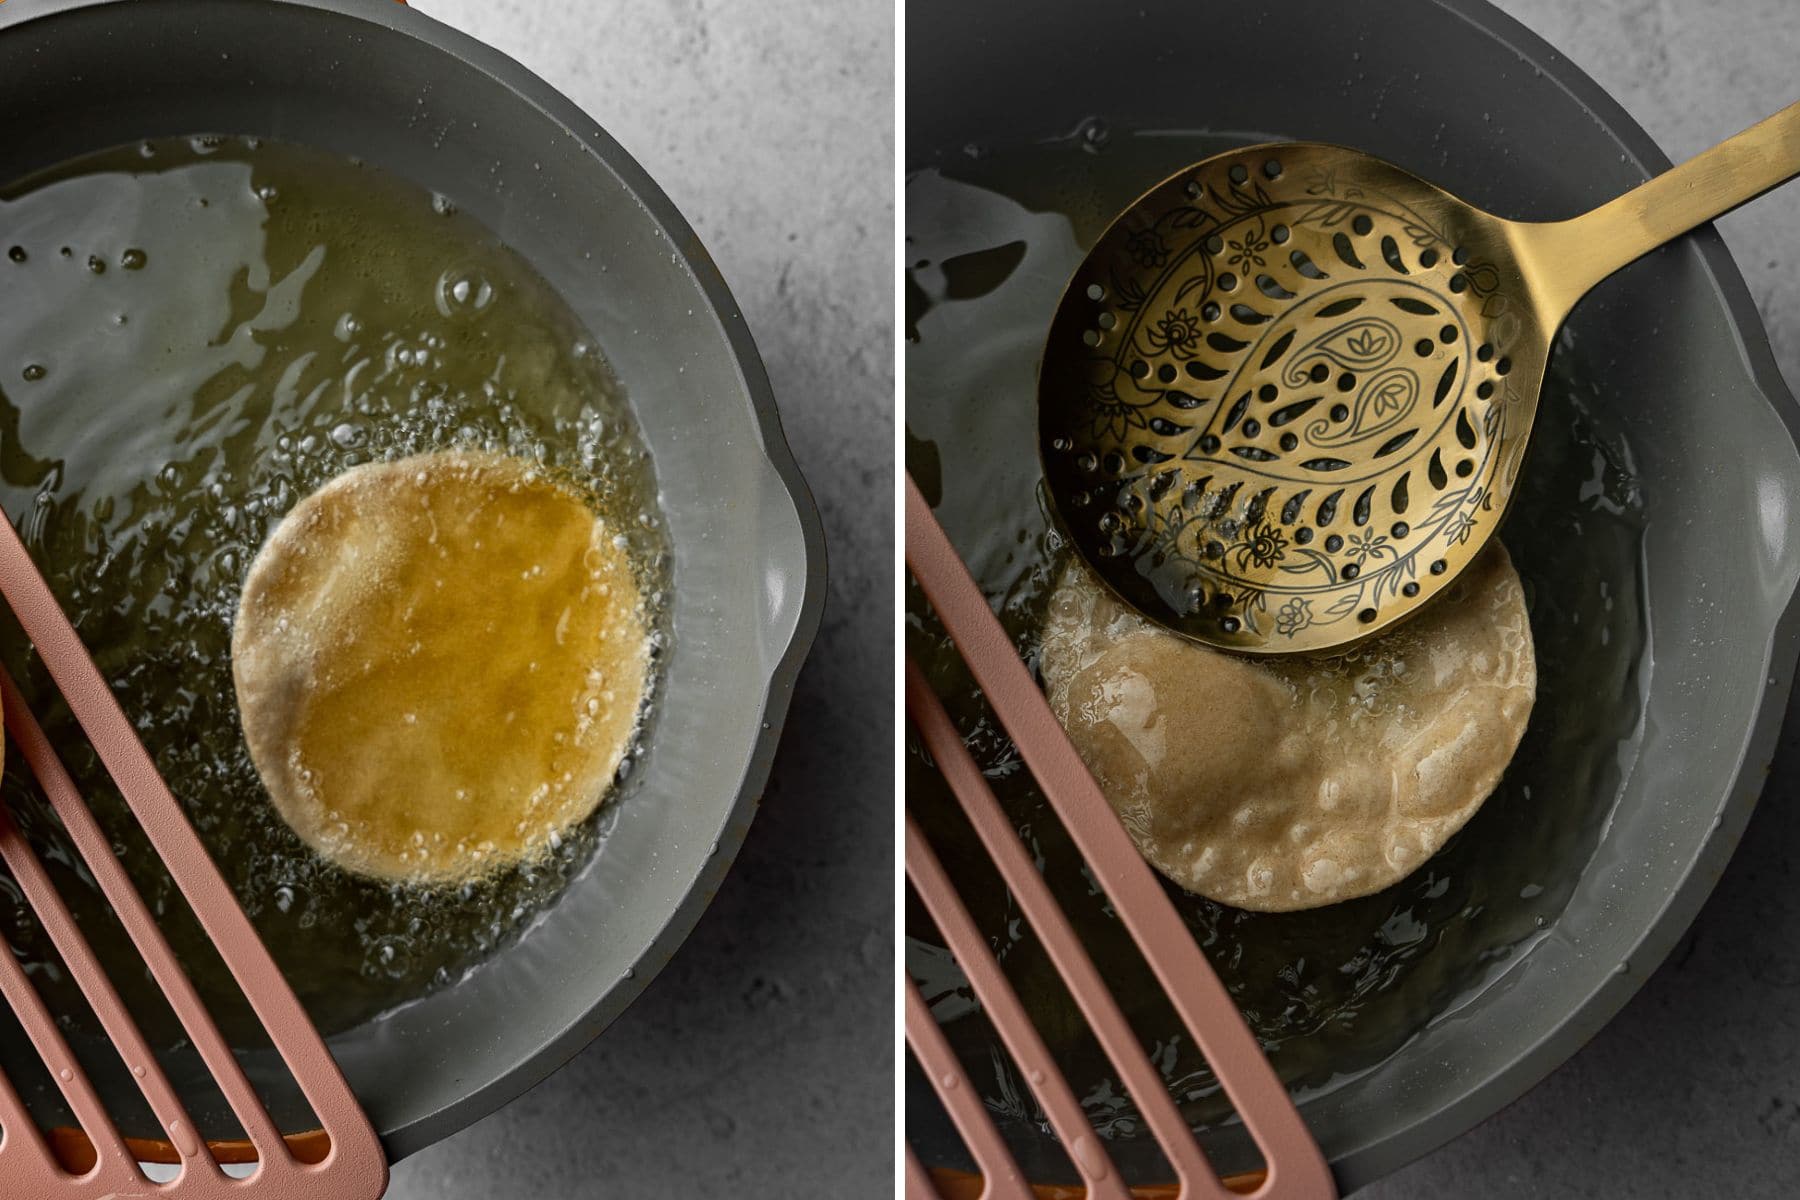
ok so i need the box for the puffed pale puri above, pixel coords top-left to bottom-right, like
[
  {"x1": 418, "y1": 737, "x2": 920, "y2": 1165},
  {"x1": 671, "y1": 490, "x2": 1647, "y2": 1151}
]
[
  {"x1": 1039, "y1": 543, "x2": 1535, "y2": 911},
  {"x1": 232, "y1": 450, "x2": 648, "y2": 883}
]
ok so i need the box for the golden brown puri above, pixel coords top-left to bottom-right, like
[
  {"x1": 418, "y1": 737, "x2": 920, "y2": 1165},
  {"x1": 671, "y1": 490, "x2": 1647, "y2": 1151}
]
[
  {"x1": 1039, "y1": 543, "x2": 1535, "y2": 911},
  {"x1": 232, "y1": 450, "x2": 648, "y2": 884}
]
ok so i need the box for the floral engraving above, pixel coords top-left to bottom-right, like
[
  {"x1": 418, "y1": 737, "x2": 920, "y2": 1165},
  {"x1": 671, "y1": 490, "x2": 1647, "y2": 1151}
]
[
  {"x1": 1146, "y1": 308, "x2": 1204, "y2": 359},
  {"x1": 1127, "y1": 227, "x2": 1170, "y2": 270},
  {"x1": 1274, "y1": 597, "x2": 1314, "y2": 637},
  {"x1": 1232, "y1": 522, "x2": 1288, "y2": 571}
]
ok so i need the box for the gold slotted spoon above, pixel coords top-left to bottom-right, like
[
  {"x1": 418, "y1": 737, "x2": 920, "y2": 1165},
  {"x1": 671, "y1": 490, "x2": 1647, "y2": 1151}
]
[{"x1": 1040, "y1": 101, "x2": 1800, "y2": 655}]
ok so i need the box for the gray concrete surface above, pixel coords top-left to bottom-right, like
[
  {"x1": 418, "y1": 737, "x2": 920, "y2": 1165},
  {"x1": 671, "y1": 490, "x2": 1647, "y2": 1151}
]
[
  {"x1": 372, "y1": 1, "x2": 1800, "y2": 1196},
  {"x1": 1364, "y1": 1, "x2": 1800, "y2": 1196},
  {"x1": 380, "y1": 2, "x2": 892, "y2": 1197}
]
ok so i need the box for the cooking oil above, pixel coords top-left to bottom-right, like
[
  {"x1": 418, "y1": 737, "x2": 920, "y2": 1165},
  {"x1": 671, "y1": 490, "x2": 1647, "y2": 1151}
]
[{"x1": 0, "y1": 136, "x2": 670, "y2": 1047}]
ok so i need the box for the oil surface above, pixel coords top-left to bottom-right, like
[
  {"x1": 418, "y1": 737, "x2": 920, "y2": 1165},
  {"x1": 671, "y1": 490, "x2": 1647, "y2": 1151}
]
[
  {"x1": 0, "y1": 136, "x2": 669, "y2": 1048},
  {"x1": 905, "y1": 126, "x2": 1649, "y2": 1174}
]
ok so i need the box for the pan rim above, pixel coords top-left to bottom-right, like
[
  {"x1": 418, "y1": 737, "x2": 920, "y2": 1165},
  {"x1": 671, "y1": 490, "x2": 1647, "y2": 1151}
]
[
  {"x1": 0, "y1": 0, "x2": 831, "y2": 1164},
  {"x1": 1321, "y1": 0, "x2": 1800, "y2": 1187}
]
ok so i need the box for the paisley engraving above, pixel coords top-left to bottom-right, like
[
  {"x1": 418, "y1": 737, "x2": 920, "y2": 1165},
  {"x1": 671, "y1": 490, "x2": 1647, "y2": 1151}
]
[
  {"x1": 1037, "y1": 144, "x2": 1538, "y2": 652},
  {"x1": 1282, "y1": 316, "x2": 1399, "y2": 386},
  {"x1": 1181, "y1": 280, "x2": 1464, "y2": 481},
  {"x1": 1306, "y1": 366, "x2": 1419, "y2": 448}
]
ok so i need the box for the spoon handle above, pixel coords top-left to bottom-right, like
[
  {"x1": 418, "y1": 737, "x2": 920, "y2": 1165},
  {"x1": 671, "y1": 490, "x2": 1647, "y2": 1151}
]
[{"x1": 1518, "y1": 98, "x2": 1800, "y2": 318}]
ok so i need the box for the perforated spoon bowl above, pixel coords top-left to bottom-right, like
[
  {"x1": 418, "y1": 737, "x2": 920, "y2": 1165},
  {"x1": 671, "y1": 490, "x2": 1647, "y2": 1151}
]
[{"x1": 1040, "y1": 101, "x2": 1800, "y2": 654}]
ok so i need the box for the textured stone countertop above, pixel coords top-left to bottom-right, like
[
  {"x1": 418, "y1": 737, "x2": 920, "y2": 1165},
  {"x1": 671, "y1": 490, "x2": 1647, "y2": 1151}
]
[{"x1": 380, "y1": 1, "x2": 893, "y2": 1196}]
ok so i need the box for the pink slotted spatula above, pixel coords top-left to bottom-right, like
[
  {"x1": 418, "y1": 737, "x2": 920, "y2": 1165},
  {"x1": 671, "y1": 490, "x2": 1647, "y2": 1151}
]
[
  {"x1": 905, "y1": 473, "x2": 1335, "y2": 1199},
  {"x1": 0, "y1": 504, "x2": 387, "y2": 1198}
]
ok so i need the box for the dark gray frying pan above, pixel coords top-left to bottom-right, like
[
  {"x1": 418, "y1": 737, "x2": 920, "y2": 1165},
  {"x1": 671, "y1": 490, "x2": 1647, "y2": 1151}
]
[
  {"x1": 0, "y1": 0, "x2": 825, "y2": 1164},
  {"x1": 906, "y1": 0, "x2": 1800, "y2": 1190}
]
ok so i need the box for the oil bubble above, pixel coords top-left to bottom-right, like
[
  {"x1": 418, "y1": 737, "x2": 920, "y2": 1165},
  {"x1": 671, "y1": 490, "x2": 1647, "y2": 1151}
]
[
  {"x1": 367, "y1": 936, "x2": 414, "y2": 981},
  {"x1": 435, "y1": 266, "x2": 495, "y2": 319}
]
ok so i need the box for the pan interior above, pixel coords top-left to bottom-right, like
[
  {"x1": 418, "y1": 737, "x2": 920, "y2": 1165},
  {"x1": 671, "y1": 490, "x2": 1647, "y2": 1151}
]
[
  {"x1": 0, "y1": 0, "x2": 816, "y2": 1158},
  {"x1": 0, "y1": 129, "x2": 675, "y2": 1144},
  {"x1": 907, "y1": 126, "x2": 1649, "y2": 1181}
]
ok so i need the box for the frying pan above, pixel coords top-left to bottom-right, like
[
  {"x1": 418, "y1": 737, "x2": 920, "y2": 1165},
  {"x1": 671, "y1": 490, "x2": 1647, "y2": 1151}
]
[
  {"x1": 906, "y1": 0, "x2": 1800, "y2": 1189},
  {"x1": 0, "y1": 0, "x2": 825, "y2": 1164}
]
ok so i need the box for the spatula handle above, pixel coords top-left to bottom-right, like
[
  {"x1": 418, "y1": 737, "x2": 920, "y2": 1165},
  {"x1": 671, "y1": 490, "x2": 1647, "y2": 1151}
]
[{"x1": 1520, "y1": 98, "x2": 1800, "y2": 317}]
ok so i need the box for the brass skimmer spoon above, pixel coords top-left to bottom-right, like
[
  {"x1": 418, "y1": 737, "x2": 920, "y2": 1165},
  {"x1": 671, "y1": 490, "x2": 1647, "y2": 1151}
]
[{"x1": 1040, "y1": 101, "x2": 1800, "y2": 655}]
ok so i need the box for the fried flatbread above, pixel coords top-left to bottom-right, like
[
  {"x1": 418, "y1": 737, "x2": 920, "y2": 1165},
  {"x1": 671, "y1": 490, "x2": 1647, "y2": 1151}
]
[
  {"x1": 233, "y1": 450, "x2": 647, "y2": 883},
  {"x1": 1040, "y1": 543, "x2": 1534, "y2": 911}
]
